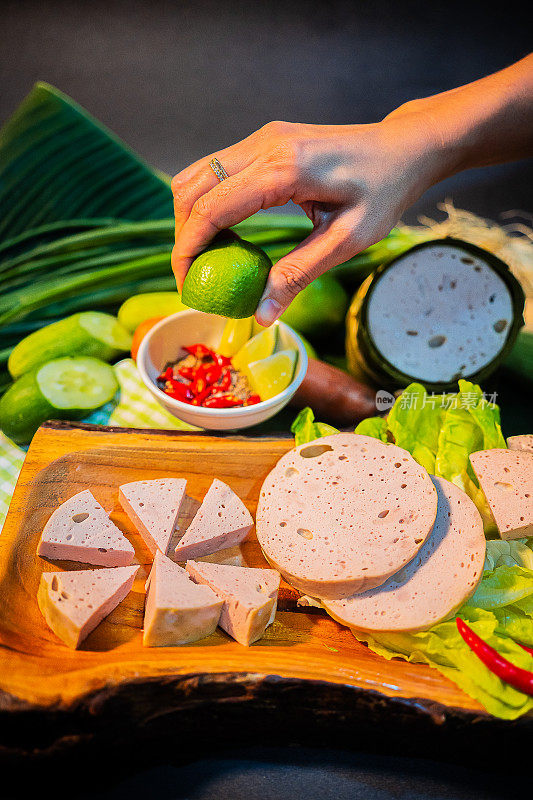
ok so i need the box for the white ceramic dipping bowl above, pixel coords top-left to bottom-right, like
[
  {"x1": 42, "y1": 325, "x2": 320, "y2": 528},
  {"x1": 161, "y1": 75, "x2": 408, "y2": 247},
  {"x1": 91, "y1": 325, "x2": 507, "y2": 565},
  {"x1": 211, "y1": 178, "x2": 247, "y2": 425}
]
[{"x1": 137, "y1": 310, "x2": 308, "y2": 430}]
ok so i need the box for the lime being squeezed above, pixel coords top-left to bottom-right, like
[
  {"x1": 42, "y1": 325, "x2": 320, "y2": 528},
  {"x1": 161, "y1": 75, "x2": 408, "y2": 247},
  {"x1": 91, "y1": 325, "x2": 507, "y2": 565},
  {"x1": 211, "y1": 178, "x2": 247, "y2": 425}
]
[
  {"x1": 181, "y1": 232, "x2": 272, "y2": 319},
  {"x1": 178, "y1": 232, "x2": 298, "y2": 405}
]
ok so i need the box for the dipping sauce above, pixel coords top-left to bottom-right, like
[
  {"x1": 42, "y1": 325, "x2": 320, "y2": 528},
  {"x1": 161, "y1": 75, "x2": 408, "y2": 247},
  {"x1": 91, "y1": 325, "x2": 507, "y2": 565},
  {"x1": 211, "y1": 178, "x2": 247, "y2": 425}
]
[{"x1": 156, "y1": 343, "x2": 261, "y2": 408}]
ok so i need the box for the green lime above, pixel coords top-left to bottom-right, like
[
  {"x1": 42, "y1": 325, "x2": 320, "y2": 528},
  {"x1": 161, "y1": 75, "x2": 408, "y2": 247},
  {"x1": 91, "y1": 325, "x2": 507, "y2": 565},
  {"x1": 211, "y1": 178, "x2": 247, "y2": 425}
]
[
  {"x1": 281, "y1": 274, "x2": 348, "y2": 340},
  {"x1": 182, "y1": 237, "x2": 272, "y2": 319}
]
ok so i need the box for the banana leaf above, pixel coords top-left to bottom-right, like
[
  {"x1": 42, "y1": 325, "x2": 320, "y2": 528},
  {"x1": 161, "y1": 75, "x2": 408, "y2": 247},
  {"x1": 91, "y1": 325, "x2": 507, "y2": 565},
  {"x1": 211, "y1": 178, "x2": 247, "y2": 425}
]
[{"x1": 0, "y1": 83, "x2": 173, "y2": 240}]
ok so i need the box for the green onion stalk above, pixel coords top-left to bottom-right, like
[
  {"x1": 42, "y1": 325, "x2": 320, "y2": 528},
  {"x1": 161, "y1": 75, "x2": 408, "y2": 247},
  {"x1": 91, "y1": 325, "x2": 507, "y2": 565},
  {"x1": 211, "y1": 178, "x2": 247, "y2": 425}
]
[{"x1": 0, "y1": 213, "x2": 427, "y2": 359}]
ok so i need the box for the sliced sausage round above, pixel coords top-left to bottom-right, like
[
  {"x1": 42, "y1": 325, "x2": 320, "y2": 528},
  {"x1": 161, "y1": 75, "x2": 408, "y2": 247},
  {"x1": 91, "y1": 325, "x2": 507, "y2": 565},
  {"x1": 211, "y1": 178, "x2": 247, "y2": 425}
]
[{"x1": 256, "y1": 433, "x2": 438, "y2": 600}]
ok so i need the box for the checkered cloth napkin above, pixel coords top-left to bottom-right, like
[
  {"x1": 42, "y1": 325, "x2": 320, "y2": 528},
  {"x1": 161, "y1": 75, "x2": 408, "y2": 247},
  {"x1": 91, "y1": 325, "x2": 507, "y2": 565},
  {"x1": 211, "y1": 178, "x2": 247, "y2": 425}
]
[{"x1": 0, "y1": 359, "x2": 196, "y2": 531}]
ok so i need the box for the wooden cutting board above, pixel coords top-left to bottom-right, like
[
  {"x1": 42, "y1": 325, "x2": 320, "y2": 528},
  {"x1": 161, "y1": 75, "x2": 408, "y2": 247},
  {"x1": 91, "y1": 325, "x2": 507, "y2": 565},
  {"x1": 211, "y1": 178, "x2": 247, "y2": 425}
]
[{"x1": 0, "y1": 421, "x2": 526, "y2": 760}]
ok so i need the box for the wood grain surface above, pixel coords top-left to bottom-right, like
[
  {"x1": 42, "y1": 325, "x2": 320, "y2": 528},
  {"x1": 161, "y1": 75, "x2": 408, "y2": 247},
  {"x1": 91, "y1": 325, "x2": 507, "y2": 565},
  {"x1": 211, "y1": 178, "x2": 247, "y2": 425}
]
[{"x1": 0, "y1": 421, "x2": 527, "y2": 760}]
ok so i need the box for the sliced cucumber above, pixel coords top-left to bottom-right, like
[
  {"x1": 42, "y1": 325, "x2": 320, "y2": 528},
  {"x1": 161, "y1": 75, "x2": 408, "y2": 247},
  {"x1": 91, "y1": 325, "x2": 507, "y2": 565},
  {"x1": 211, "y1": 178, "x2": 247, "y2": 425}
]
[
  {"x1": 118, "y1": 292, "x2": 188, "y2": 333},
  {"x1": 37, "y1": 357, "x2": 118, "y2": 410},
  {"x1": 80, "y1": 312, "x2": 132, "y2": 352},
  {"x1": 8, "y1": 312, "x2": 132, "y2": 378},
  {"x1": 0, "y1": 357, "x2": 118, "y2": 444}
]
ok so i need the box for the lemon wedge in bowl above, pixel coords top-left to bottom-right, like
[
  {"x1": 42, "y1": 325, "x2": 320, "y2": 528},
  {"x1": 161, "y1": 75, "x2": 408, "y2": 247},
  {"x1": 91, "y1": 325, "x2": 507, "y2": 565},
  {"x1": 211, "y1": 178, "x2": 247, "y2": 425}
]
[
  {"x1": 218, "y1": 317, "x2": 254, "y2": 357},
  {"x1": 232, "y1": 325, "x2": 278, "y2": 372},
  {"x1": 245, "y1": 349, "x2": 298, "y2": 401}
]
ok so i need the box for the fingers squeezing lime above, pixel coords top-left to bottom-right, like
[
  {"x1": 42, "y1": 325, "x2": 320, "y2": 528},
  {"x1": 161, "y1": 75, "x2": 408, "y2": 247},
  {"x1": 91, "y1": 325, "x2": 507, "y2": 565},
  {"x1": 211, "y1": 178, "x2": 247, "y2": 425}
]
[{"x1": 181, "y1": 236, "x2": 272, "y2": 319}]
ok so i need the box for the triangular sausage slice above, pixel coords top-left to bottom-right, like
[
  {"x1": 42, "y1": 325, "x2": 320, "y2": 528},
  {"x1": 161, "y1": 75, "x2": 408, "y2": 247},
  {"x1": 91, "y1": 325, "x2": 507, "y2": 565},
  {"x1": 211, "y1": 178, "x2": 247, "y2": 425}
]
[
  {"x1": 323, "y1": 477, "x2": 485, "y2": 633},
  {"x1": 143, "y1": 552, "x2": 222, "y2": 646},
  {"x1": 37, "y1": 490, "x2": 134, "y2": 566},
  {"x1": 38, "y1": 565, "x2": 138, "y2": 649},
  {"x1": 470, "y1": 449, "x2": 533, "y2": 540},
  {"x1": 174, "y1": 479, "x2": 253, "y2": 561},
  {"x1": 507, "y1": 435, "x2": 533, "y2": 454},
  {"x1": 185, "y1": 561, "x2": 280, "y2": 646},
  {"x1": 119, "y1": 478, "x2": 187, "y2": 555}
]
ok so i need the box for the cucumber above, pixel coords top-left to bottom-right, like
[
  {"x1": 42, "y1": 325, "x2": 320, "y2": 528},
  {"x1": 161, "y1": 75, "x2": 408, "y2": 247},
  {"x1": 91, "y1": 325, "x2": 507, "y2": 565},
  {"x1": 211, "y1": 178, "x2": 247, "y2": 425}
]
[
  {"x1": 0, "y1": 371, "x2": 55, "y2": 444},
  {"x1": 0, "y1": 357, "x2": 118, "y2": 444},
  {"x1": 37, "y1": 357, "x2": 118, "y2": 409},
  {"x1": 8, "y1": 312, "x2": 132, "y2": 379},
  {"x1": 118, "y1": 292, "x2": 188, "y2": 333}
]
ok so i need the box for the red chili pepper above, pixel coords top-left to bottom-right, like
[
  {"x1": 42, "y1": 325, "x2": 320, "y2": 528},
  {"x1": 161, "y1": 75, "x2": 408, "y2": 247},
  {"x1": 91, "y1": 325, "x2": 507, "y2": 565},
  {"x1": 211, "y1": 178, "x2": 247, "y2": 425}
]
[
  {"x1": 191, "y1": 385, "x2": 214, "y2": 405},
  {"x1": 245, "y1": 394, "x2": 261, "y2": 405},
  {"x1": 215, "y1": 352, "x2": 232, "y2": 368},
  {"x1": 518, "y1": 642, "x2": 533, "y2": 657},
  {"x1": 183, "y1": 343, "x2": 215, "y2": 360},
  {"x1": 203, "y1": 363, "x2": 222, "y2": 385},
  {"x1": 203, "y1": 394, "x2": 244, "y2": 408},
  {"x1": 456, "y1": 618, "x2": 533, "y2": 697},
  {"x1": 191, "y1": 376, "x2": 207, "y2": 396},
  {"x1": 158, "y1": 366, "x2": 174, "y2": 382},
  {"x1": 217, "y1": 367, "x2": 232, "y2": 392},
  {"x1": 165, "y1": 381, "x2": 194, "y2": 403},
  {"x1": 166, "y1": 377, "x2": 189, "y2": 391},
  {"x1": 177, "y1": 365, "x2": 195, "y2": 380}
]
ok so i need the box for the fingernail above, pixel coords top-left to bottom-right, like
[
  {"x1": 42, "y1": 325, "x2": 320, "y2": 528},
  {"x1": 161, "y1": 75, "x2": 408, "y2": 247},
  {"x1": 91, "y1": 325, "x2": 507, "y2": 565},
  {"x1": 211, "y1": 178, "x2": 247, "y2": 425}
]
[{"x1": 256, "y1": 298, "x2": 282, "y2": 326}]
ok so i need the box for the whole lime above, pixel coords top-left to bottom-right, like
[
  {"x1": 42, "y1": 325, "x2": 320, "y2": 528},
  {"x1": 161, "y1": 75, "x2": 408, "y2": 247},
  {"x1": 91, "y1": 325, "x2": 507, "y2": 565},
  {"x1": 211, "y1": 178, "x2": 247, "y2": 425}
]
[
  {"x1": 182, "y1": 236, "x2": 272, "y2": 319},
  {"x1": 281, "y1": 274, "x2": 349, "y2": 340}
]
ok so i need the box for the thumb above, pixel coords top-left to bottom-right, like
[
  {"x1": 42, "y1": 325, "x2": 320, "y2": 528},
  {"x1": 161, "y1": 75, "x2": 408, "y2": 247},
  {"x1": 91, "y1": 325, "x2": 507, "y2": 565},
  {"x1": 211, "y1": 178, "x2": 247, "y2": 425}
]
[{"x1": 255, "y1": 222, "x2": 354, "y2": 326}]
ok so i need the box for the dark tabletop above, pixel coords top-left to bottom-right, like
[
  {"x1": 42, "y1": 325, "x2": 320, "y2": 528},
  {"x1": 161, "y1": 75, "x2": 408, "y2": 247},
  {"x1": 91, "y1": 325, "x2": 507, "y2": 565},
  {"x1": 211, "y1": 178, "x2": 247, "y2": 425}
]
[
  {"x1": 3, "y1": 743, "x2": 528, "y2": 799},
  {"x1": 1, "y1": 2, "x2": 531, "y2": 796}
]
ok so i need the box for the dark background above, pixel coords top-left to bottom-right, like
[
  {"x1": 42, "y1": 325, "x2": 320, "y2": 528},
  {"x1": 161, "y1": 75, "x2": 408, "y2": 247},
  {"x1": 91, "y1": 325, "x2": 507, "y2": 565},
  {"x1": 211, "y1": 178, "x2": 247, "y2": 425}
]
[
  {"x1": 0, "y1": 2, "x2": 531, "y2": 798},
  {"x1": 1, "y1": 0, "x2": 532, "y2": 225}
]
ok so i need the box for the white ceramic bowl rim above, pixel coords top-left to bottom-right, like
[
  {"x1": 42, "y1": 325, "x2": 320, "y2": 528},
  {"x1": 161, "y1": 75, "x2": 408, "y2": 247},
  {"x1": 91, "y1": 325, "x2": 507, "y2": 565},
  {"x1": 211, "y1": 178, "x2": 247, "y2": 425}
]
[{"x1": 137, "y1": 310, "x2": 308, "y2": 418}]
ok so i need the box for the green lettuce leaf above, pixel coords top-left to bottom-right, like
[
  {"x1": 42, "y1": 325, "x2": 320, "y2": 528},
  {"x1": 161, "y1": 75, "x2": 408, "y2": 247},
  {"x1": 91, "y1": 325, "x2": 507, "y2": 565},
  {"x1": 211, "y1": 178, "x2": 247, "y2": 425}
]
[
  {"x1": 484, "y1": 539, "x2": 533, "y2": 572},
  {"x1": 461, "y1": 380, "x2": 506, "y2": 450},
  {"x1": 387, "y1": 383, "x2": 447, "y2": 473},
  {"x1": 351, "y1": 565, "x2": 533, "y2": 719},
  {"x1": 290, "y1": 407, "x2": 338, "y2": 445},
  {"x1": 354, "y1": 416, "x2": 388, "y2": 441},
  {"x1": 433, "y1": 381, "x2": 504, "y2": 527},
  {"x1": 491, "y1": 606, "x2": 533, "y2": 646},
  {"x1": 470, "y1": 565, "x2": 533, "y2": 610}
]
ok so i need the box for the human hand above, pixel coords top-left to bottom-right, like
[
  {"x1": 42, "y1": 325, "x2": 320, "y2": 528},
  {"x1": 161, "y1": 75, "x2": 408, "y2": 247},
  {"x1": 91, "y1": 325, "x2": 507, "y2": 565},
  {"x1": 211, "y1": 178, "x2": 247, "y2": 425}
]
[{"x1": 171, "y1": 115, "x2": 446, "y2": 325}]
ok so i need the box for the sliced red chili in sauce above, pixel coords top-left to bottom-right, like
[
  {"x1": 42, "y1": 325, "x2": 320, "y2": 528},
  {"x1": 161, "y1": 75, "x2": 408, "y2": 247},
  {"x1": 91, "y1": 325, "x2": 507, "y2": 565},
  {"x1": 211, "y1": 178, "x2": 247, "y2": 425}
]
[
  {"x1": 203, "y1": 394, "x2": 243, "y2": 409},
  {"x1": 177, "y1": 365, "x2": 195, "y2": 380},
  {"x1": 156, "y1": 343, "x2": 260, "y2": 409},
  {"x1": 165, "y1": 381, "x2": 194, "y2": 402},
  {"x1": 183, "y1": 343, "x2": 214, "y2": 360},
  {"x1": 218, "y1": 367, "x2": 232, "y2": 392}
]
